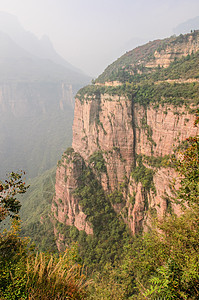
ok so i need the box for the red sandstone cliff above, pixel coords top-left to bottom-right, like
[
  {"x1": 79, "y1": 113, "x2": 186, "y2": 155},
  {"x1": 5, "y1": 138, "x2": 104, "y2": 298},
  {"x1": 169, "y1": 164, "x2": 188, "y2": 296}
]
[{"x1": 52, "y1": 32, "x2": 199, "y2": 245}]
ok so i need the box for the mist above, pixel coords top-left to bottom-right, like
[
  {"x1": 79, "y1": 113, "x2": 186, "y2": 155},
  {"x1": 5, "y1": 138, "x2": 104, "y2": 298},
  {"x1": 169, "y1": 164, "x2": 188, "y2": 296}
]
[{"x1": 0, "y1": 0, "x2": 199, "y2": 76}]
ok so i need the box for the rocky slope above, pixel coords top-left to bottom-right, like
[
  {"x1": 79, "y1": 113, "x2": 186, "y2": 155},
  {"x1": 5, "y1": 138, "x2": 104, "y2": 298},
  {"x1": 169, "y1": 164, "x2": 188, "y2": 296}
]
[
  {"x1": 52, "y1": 31, "x2": 199, "y2": 249},
  {"x1": 97, "y1": 30, "x2": 199, "y2": 83}
]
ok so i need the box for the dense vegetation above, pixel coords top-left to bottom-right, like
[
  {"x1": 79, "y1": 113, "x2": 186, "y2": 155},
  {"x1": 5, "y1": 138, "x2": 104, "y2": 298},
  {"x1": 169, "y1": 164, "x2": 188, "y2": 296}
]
[
  {"x1": 96, "y1": 46, "x2": 199, "y2": 84},
  {"x1": 1, "y1": 127, "x2": 198, "y2": 299},
  {"x1": 96, "y1": 39, "x2": 164, "y2": 83},
  {"x1": 77, "y1": 45, "x2": 199, "y2": 110},
  {"x1": 0, "y1": 173, "x2": 89, "y2": 299},
  {"x1": 88, "y1": 128, "x2": 199, "y2": 299},
  {"x1": 96, "y1": 31, "x2": 199, "y2": 84},
  {"x1": 77, "y1": 80, "x2": 199, "y2": 109},
  {"x1": 133, "y1": 81, "x2": 199, "y2": 107},
  {"x1": 54, "y1": 151, "x2": 130, "y2": 271},
  {"x1": 19, "y1": 167, "x2": 57, "y2": 252}
]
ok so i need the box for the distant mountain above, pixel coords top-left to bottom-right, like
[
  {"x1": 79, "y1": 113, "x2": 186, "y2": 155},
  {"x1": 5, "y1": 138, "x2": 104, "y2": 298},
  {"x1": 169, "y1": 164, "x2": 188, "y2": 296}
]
[
  {"x1": 0, "y1": 13, "x2": 90, "y2": 85},
  {"x1": 0, "y1": 12, "x2": 90, "y2": 179},
  {"x1": 0, "y1": 30, "x2": 89, "y2": 84},
  {"x1": 0, "y1": 11, "x2": 85, "y2": 74},
  {"x1": 173, "y1": 16, "x2": 199, "y2": 35}
]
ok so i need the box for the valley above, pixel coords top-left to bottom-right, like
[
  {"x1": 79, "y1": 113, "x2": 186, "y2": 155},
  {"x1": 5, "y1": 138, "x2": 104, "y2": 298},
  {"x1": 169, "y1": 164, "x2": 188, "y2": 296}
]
[{"x1": 1, "y1": 28, "x2": 199, "y2": 299}]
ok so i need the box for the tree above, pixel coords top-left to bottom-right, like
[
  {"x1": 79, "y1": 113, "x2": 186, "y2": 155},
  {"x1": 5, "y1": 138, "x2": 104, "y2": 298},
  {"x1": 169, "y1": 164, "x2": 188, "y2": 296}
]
[
  {"x1": 143, "y1": 117, "x2": 199, "y2": 299},
  {"x1": 0, "y1": 171, "x2": 29, "y2": 222},
  {"x1": 0, "y1": 172, "x2": 89, "y2": 299}
]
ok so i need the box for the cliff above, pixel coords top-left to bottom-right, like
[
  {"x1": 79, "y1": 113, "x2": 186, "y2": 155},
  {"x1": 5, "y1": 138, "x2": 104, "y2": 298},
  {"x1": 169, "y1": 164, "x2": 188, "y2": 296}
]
[
  {"x1": 52, "y1": 31, "x2": 199, "y2": 249},
  {"x1": 0, "y1": 81, "x2": 77, "y2": 179}
]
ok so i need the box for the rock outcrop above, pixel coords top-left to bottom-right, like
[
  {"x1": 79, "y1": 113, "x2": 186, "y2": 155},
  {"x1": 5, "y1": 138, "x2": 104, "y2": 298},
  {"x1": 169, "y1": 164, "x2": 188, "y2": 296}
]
[
  {"x1": 52, "y1": 32, "x2": 199, "y2": 245},
  {"x1": 0, "y1": 82, "x2": 74, "y2": 117},
  {"x1": 146, "y1": 33, "x2": 199, "y2": 68}
]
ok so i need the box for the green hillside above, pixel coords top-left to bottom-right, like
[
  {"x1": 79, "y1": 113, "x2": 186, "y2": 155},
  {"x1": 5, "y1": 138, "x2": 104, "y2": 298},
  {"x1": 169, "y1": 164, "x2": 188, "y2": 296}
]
[
  {"x1": 96, "y1": 31, "x2": 199, "y2": 84},
  {"x1": 19, "y1": 167, "x2": 57, "y2": 252}
]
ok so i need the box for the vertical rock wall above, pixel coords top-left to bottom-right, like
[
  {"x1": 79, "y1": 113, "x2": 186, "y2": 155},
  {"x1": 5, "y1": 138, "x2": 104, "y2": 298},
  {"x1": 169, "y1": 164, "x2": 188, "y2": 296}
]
[{"x1": 52, "y1": 91, "x2": 198, "y2": 236}]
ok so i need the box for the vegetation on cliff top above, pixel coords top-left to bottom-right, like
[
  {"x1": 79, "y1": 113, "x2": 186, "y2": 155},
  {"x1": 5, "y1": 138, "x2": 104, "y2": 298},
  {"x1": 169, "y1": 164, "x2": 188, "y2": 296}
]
[
  {"x1": 76, "y1": 43, "x2": 199, "y2": 109},
  {"x1": 96, "y1": 38, "x2": 163, "y2": 83},
  {"x1": 96, "y1": 30, "x2": 199, "y2": 84}
]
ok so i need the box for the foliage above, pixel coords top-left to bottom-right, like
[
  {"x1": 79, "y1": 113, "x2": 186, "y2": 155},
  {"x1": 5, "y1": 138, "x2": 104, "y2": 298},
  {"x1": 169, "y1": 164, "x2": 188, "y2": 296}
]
[
  {"x1": 0, "y1": 172, "x2": 89, "y2": 299},
  {"x1": 77, "y1": 33, "x2": 199, "y2": 113},
  {"x1": 108, "y1": 189, "x2": 124, "y2": 204},
  {"x1": 142, "y1": 130, "x2": 199, "y2": 299},
  {"x1": 76, "y1": 84, "x2": 127, "y2": 102},
  {"x1": 151, "y1": 50, "x2": 199, "y2": 81},
  {"x1": 133, "y1": 81, "x2": 199, "y2": 107},
  {"x1": 173, "y1": 134, "x2": 199, "y2": 208},
  {"x1": 131, "y1": 155, "x2": 156, "y2": 193},
  {"x1": 96, "y1": 39, "x2": 164, "y2": 83},
  {"x1": 96, "y1": 31, "x2": 199, "y2": 84},
  {"x1": 144, "y1": 208, "x2": 199, "y2": 299},
  {"x1": 76, "y1": 72, "x2": 199, "y2": 109},
  {"x1": 72, "y1": 166, "x2": 130, "y2": 271},
  {"x1": 89, "y1": 126, "x2": 199, "y2": 298},
  {"x1": 142, "y1": 154, "x2": 171, "y2": 168},
  {"x1": 88, "y1": 262, "x2": 136, "y2": 300},
  {"x1": 0, "y1": 172, "x2": 29, "y2": 223},
  {"x1": 19, "y1": 167, "x2": 57, "y2": 252},
  {"x1": 89, "y1": 151, "x2": 107, "y2": 174},
  {"x1": 25, "y1": 244, "x2": 89, "y2": 300},
  {"x1": 0, "y1": 220, "x2": 31, "y2": 300},
  {"x1": 0, "y1": 223, "x2": 89, "y2": 299}
]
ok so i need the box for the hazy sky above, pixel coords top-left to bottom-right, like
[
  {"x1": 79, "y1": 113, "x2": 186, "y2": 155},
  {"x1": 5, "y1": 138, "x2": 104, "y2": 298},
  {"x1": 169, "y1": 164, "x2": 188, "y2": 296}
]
[{"x1": 0, "y1": 0, "x2": 199, "y2": 76}]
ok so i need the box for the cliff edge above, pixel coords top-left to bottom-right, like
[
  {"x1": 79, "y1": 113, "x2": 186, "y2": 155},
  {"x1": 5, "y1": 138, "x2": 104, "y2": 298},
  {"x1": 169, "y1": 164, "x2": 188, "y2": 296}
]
[{"x1": 52, "y1": 31, "x2": 199, "y2": 250}]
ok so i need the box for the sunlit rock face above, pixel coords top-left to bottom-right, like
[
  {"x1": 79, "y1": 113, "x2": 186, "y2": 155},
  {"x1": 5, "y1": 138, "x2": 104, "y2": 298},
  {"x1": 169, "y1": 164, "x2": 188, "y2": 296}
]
[
  {"x1": 53, "y1": 92, "x2": 198, "y2": 238},
  {"x1": 52, "y1": 31, "x2": 199, "y2": 243}
]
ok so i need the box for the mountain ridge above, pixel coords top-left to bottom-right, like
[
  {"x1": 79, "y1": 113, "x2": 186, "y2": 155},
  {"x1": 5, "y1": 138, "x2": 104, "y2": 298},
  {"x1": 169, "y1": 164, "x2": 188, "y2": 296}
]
[{"x1": 0, "y1": 11, "x2": 86, "y2": 75}]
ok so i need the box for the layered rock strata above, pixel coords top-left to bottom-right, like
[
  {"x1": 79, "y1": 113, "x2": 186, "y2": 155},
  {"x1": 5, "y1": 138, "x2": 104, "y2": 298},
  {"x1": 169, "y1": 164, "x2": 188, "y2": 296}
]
[
  {"x1": 52, "y1": 33, "x2": 199, "y2": 244},
  {"x1": 52, "y1": 91, "x2": 198, "y2": 239}
]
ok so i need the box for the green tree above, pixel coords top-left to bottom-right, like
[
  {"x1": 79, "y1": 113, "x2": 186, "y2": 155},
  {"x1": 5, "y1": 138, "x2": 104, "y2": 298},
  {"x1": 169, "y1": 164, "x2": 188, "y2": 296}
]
[
  {"x1": 143, "y1": 119, "x2": 199, "y2": 299},
  {"x1": 0, "y1": 171, "x2": 29, "y2": 222},
  {"x1": 0, "y1": 172, "x2": 89, "y2": 299}
]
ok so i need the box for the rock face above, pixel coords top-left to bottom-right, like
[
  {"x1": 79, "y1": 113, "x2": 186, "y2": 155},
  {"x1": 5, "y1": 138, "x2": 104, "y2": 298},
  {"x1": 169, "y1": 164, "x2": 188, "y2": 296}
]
[
  {"x1": 135, "y1": 104, "x2": 198, "y2": 157},
  {"x1": 52, "y1": 151, "x2": 93, "y2": 234},
  {"x1": 0, "y1": 81, "x2": 77, "y2": 178},
  {"x1": 146, "y1": 33, "x2": 199, "y2": 68},
  {"x1": 0, "y1": 82, "x2": 74, "y2": 117},
  {"x1": 72, "y1": 94, "x2": 135, "y2": 190},
  {"x1": 52, "y1": 32, "x2": 199, "y2": 244},
  {"x1": 53, "y1": 95, "x2": 198, "y2": 237}
]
